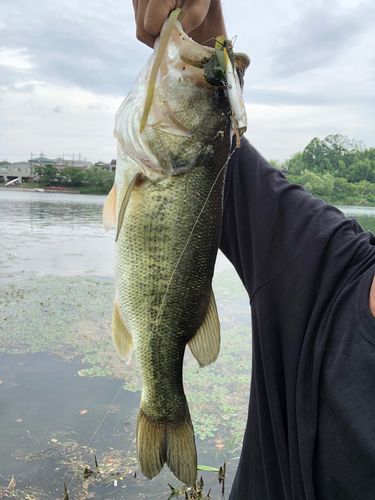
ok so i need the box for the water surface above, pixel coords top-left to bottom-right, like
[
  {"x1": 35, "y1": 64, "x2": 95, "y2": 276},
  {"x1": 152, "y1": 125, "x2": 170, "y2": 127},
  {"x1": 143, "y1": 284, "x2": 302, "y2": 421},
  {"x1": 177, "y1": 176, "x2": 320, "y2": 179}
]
[
  {"x1": 0, "y1": 190, "x2": 249, "y2": 500},
  {"x1": 1, "y1": 191, "x2": 375, "y2": 499}
]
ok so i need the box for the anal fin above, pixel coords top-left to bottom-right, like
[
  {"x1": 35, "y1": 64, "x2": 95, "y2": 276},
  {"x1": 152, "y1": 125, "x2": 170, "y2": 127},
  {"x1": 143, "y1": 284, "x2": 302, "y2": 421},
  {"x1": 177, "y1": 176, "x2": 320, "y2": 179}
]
[
  {"x1": 112, "y1": 299, "x2": 133, "y2": 363},
  {"x1": 188, "y1": 289, "x2": 220, "y2": 367}
]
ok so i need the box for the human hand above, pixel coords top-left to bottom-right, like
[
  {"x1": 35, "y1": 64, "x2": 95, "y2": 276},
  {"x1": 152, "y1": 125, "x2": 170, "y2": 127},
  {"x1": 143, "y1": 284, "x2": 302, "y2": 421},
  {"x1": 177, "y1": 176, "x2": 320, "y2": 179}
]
[{"x1": 132, "y1": 0, "x2": 227, "y2": 48}]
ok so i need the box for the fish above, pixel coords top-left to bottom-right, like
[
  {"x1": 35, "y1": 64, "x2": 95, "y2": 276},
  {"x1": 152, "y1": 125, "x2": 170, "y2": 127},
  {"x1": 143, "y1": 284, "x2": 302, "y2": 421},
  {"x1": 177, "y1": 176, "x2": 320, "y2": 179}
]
[{"x1": 102, "y1": 9, "x2": 249, "y2": 487}]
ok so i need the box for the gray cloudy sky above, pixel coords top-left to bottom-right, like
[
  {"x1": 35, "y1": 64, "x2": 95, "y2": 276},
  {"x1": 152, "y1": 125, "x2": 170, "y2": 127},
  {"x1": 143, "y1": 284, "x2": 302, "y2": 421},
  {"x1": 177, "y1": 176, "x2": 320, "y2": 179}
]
[{"x1": 1, "y1": 0, "x2": 374, "y2": 164}]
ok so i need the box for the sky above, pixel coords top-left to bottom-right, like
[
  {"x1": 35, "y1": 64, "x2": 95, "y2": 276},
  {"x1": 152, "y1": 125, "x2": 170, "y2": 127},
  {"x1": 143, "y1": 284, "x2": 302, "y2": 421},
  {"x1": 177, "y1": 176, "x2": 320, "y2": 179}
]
[{"x1": 1, "y1": 0, "x2": 374, "y2": 165}]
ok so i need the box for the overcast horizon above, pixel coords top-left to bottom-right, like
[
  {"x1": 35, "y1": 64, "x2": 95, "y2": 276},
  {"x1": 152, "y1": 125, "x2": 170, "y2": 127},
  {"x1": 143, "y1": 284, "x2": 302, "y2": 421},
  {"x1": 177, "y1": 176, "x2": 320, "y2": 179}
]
[{"x1": 1, "y1": 0, "x2": 374, "y2": 165}]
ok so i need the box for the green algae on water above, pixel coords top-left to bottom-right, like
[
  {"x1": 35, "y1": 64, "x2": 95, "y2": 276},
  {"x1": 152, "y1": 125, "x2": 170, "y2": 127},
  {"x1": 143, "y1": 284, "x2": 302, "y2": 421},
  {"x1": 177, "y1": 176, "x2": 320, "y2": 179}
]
[{"x1": 1, "y1": 268, "x2": 252, "y2": 450}]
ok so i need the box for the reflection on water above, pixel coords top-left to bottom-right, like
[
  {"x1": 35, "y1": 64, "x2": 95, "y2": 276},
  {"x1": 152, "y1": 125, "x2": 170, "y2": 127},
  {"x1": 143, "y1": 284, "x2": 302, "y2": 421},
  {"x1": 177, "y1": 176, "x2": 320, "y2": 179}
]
[
  {"x1": 336, "y1": 205, "x2": 375, "y2": 235},
  {"x1": 0, "y1": 190, "x2": 233, "y2": 277},
  {"x1": 0, "y1": 191, "x2": 114, "y2": 276},
  {"x1": 2, "y1": 192, "x2": 373, "y2": 279}
]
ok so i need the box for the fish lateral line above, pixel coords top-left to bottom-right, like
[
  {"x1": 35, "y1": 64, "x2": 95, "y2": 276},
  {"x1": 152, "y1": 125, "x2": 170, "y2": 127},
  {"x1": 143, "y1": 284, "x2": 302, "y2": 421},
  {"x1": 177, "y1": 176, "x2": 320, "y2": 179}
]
[{"x1": 146, "y1": 148, "x2": 235, "y2": 344}]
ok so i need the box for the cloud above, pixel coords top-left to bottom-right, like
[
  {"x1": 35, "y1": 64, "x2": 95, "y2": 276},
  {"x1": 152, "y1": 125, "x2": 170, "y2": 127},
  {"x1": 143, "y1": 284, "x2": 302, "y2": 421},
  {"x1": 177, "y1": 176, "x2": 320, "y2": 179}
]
[
  {"x1": 1, "y1": 0, "x2": 374, "y2": 165},
  {"x1": 248, "y1": 88, "x2": 337, "y2": 106},
  {"x1": 88, "y1": 102, "x2": 109, "y2": 111},
  {"x1": 13, "y1": 80, "x2": 43, "y2": 93},
  {"x1": 247, "y1": 86, "x2": 375, "y2": 107},
  {"x1": 270, "y1": 1, "x2": 375, "y2": 78},
  {"x1": 0, "y1": 0, "x2": 150, "y2": 96},
  {"x1": 0, "y1": 48, "x2": 35, "y2": 69}
]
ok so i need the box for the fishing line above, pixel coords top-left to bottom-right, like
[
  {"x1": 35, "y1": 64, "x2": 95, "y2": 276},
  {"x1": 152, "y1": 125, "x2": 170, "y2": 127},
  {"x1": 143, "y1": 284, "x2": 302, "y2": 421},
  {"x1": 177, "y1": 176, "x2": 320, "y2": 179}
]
[
  {"x1": 87, "y1": 377, "x2": 126, "y2": 447},
  {"x1": 149, "y1": 143, "x2": 237, "y2": 340},
  {"x1": 66, "y1": 374, "x2": 127, "y2": 494}
]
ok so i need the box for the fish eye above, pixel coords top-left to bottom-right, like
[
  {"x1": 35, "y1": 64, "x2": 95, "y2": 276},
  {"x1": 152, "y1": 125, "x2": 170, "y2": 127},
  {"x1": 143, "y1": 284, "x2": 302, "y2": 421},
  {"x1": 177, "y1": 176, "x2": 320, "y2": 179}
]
[{"x1": 214, "y1": 88, "x2": 229, "y2": 108}]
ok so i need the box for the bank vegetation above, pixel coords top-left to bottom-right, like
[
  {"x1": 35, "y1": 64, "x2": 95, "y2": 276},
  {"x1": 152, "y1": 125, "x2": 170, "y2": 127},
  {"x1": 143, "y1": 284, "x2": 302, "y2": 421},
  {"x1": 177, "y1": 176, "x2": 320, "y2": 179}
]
[
  {"x1": 271, "y1": 134, "x2": 375, "y2": 206},
  {"x1": 33, "y1": 164, "x2": 114, "y2": 194},
  {"x1": 33, "y1": 134, "x2": 375, "y2": 204}
]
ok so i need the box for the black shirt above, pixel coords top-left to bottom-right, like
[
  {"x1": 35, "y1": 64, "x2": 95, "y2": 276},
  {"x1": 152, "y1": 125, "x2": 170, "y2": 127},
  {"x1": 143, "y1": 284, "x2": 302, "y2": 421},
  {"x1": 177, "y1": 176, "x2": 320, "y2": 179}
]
[{"x1": 220, "y1": 138, "x2": 375, "y2": 499}]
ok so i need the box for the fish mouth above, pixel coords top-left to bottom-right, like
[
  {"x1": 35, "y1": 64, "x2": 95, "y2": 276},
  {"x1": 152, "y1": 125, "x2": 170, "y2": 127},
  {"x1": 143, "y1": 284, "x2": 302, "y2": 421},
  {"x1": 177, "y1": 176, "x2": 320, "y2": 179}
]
[{"x1": 178, "y1": 36, "x2": 215, "y2": 68}]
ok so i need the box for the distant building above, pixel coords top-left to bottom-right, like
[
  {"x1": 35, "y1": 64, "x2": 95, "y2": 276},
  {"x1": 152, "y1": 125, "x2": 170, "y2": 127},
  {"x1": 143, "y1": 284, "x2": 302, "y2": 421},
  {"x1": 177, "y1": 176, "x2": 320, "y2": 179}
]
[
  {"x1": 0, "y1": 161, "x2": 34, "y2": 183},
  {"x1": 109, "y1": 159, "x2": 116, "y2": 172},
  {"x1": 28, "y1": 156, "x2": 57, "y2": 168},
  {"x1": 95, "y1": 161, "x2": 109, "y2": 169},
  {"x1": 93, "y1": 160, "x2": 116, "y2": 172},
  {"x1": 53, "y1": 158, "x2": 92, "y2": 170}
]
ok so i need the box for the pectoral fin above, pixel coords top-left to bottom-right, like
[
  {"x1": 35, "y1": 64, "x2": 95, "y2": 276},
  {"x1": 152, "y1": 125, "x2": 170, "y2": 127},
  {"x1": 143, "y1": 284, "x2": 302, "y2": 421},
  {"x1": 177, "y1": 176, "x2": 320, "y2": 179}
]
[
  {"x1": 188, "y1": 290, "x2": 220, "y2": 367},
  {"x1": 112, "y1": 299, "x2": 133, "y2": 363},
  {"x1": 115, "y1": 173, "x2": 142, "y2": 242},
  {"x1": 102, "y1": 183, "x2": 117, "y2": 232}
]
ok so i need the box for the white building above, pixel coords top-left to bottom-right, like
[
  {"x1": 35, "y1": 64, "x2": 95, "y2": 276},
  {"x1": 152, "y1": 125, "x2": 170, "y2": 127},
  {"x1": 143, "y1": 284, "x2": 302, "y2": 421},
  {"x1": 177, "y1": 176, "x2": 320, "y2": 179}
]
[
  {"x1": 0, "y1": 161, "x2": 33, "y2": 183},
  {"x1": 54, "y1": 158, "x2": 92, "y2": 169}
]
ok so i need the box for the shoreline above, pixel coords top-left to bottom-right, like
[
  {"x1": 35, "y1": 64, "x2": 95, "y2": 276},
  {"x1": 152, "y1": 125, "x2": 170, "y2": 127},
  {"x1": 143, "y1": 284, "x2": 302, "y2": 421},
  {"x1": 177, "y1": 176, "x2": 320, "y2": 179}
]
[
  {"x1": 1, "y1": 186, "x2": 375, "y2": 207},
  {"x1": 0, "y1": 186, "x2": 81, "y2": 194}
]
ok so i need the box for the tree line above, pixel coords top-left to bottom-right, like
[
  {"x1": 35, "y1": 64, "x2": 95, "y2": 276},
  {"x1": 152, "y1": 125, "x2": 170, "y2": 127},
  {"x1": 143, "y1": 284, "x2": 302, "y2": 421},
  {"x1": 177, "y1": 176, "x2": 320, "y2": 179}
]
[
  {"x1": 34, "y1": 134, "x2": 375, "y2": 203},
  {"x1": 271, "y1": 134, "x2": 375, "y2": 205},
  {"x1": 33, "y1": 164, "x2": 114, "y2": 194}
]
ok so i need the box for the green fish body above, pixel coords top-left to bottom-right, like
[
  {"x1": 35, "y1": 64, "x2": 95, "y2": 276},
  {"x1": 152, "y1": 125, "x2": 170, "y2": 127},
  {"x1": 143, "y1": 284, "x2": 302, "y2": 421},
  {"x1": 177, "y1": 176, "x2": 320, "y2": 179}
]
[{"x1": 103, "y1": 14, "x2": 248, "y2": 486}]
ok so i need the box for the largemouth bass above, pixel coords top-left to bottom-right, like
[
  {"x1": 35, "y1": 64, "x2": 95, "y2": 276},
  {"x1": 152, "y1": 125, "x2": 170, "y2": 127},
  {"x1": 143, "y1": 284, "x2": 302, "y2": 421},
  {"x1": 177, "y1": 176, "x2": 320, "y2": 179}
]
[{"x1": 103, "y1": 10, "x2": 249, "y2": 486}]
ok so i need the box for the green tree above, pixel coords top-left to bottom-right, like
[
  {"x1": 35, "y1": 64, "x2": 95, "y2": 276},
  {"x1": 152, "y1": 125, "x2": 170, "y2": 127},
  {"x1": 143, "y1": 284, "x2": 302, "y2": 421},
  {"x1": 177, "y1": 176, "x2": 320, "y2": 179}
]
[
  {"x1": 335, "y1": 159, "x2": 347, "y2": 178},
  {"x1": 269, "y1": 159, "x2": 281, "y2": 169},
  {"x1": 34, "y1": 164, "x2": 60, "y2": 186},
  {"x1": 331, "y1": 177, "x2": 354, "y2": 202},
  {"x1": 59, "y1": 167, "x2": 84, "y2": 187},
  {"x1": 83, "y1": 165, "x2": 114, "y2": 193},
  {"x1": 299, "y1": 170, "x2": 334, "y2": 198},
  {"x1": 285, "y1": 152, "x2": 306, "y2": 175},
  {"x1": 302, "y1": 137, "x2": 328, "y2": 173},
  {"x1": 286, "y1": 134, "x2": 375, "y2": 205},
  {"x1": 322, "y1": 134, "x2": 353, "y2": 170}
]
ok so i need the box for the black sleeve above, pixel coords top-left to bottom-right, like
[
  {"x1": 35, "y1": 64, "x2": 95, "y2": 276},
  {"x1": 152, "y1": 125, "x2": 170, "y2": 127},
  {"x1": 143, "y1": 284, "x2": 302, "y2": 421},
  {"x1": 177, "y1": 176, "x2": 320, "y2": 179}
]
[
  {"x1": 221, "y1": 137, "x2": 375, "y2": 500},
  {"x1": 220, "y1": 137, "x2": 348, "y2": 298}
]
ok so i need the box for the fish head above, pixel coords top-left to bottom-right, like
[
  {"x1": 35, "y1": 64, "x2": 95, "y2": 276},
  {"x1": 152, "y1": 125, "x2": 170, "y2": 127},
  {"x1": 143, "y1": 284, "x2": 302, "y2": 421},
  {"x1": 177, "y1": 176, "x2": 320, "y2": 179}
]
[{"x1": 114, "y1": 17, "x2": 250, "y2": 185}]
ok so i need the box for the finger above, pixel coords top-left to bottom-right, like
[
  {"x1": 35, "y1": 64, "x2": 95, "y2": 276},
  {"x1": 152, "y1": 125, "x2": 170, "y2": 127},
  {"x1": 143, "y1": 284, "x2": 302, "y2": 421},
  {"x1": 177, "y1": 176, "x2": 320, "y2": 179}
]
[
  {"x1": 135, "y1": 0, "x2": 157, "y2": 47},
  {"x1": 133, "y1": 0, "x2": 138, "y2": 18},
  {"x1": 178, "y1": 0, "x2": 210, "y2": 35},
  {"x1": 144, "y1": 0, "x2": 177, "y2": 37},
  {"x1": 182, "y1": 0, "x2": 227, "y2": 46}
]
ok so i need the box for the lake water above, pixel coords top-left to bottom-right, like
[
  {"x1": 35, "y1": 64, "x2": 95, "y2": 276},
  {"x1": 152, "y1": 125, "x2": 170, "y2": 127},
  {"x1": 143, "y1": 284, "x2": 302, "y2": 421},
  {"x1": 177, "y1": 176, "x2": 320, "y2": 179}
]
[
  {"x1": 0, "y1": 190, "x2": 249, "y2": 500},
  {"x1": 1, "y1": 190, "x2": 375, "y2": 499}
]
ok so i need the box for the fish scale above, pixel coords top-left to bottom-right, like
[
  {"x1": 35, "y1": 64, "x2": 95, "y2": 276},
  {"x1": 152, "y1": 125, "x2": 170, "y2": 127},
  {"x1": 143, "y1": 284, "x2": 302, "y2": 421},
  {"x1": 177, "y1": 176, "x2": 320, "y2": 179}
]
[
  {"x1": 103, "y1": 10, "x2": 249, "y2": 487},
  {"x1": 114, "y1": 149, "x2": 229, "y2": 486}
]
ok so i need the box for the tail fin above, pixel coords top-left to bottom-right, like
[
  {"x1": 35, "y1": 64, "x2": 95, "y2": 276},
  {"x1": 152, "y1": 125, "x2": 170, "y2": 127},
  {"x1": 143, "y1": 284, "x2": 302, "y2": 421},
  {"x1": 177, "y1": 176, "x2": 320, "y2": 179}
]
[{"x1": 137, "y1": 407, "x2": 197, "y2": 486}]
